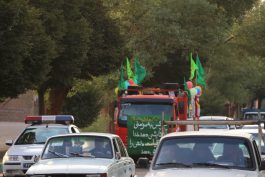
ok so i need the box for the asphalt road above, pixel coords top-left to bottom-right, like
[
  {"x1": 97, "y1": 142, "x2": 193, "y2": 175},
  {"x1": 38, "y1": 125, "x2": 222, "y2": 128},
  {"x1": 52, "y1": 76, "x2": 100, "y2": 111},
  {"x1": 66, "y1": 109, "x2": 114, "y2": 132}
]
[
  {"x1": 0, "y1": 122, "x2": 27, "y2": 151},
  {"x1": 135, "y1": 168, "x2": 148, "y2": 177}
]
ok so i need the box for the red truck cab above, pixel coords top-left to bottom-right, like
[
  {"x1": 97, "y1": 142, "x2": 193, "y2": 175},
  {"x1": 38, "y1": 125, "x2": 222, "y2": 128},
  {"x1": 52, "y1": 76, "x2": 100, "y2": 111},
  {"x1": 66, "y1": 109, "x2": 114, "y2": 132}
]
[{"x1": 114, "y1": 84, "x2": 188, "y2": 159}]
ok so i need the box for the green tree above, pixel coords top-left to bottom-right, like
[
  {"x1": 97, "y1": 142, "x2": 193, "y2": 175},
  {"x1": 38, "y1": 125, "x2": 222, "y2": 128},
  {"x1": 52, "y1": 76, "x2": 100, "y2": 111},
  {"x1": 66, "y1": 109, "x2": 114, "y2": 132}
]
[
  {"x1": 208, "y1": 0, "x2": 259, "y2": 24},
  {"x1": 62, "y1": 84, "x2": 103, "y2": 128},
  {"x1": 31, "y1": 0, "x2": 123, "y2": 114},
  {"x1": 0, "y1": 0, "x2": 55, "y2": 100},
  {"x1": 232, "y1": 2, "x2": 265, "y2": 108}
]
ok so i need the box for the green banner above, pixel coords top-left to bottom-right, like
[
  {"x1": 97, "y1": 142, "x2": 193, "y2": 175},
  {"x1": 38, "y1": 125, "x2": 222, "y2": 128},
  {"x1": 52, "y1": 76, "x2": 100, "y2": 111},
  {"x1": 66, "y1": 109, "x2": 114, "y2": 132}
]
[{"x1": 127, "y1": 115, "x2": 169, "y2": 156}]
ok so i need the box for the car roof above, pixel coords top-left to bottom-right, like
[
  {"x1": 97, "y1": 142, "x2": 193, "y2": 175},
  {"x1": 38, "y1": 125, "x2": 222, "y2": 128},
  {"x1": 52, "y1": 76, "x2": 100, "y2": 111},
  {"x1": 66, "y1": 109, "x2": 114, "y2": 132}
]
[
  {"x1": 199, "y1": 116, "x2": 233, "y2": 120},
  {"x1": 48, "y1": 132, "x2": 119, "y2": 139},
  {"x1": 162, "y1": 130, "x2": 253, "y2": 140},
  {"x1": 231, "y1": 129, "x2": 264, "y2": 134}
]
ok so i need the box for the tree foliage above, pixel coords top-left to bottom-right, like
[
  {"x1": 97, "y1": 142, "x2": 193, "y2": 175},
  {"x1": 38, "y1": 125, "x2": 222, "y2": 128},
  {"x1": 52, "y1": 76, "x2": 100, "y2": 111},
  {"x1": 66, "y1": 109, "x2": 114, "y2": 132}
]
[
  {"x1": 0, "y1": 0, "x2": 55, "y2": 99},
  {"x1": 62, "y1": 81, "x2": 103, "y2": 128}
]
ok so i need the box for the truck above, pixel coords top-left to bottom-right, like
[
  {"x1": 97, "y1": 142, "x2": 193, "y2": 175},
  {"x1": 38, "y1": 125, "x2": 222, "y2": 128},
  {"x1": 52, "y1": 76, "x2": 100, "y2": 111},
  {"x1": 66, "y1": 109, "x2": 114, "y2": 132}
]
[
  {"x1": 242, "y1": 108, "x2": 265, "y2": 120},
  {"x1": 114, "y1": 83, "x2": 188, "y2": 162}
]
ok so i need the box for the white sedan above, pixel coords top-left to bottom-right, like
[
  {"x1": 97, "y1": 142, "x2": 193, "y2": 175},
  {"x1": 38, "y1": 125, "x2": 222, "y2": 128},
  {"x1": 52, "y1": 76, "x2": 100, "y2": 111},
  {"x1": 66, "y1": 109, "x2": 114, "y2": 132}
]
[
  {"x1": 144, "y1": 131, "x2": 265, "y2": 177},
  {"x1": 26, "y1": 133, "x2": 135, "y2": 177}
]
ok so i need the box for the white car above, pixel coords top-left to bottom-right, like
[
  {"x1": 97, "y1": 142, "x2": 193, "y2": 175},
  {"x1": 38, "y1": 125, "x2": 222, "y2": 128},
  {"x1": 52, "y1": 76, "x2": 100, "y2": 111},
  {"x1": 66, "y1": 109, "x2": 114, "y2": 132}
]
[
  {"x1": 26, "y1": 133, "x2": 136, "y2": 177},
  {"x1": 199, "y1": 116, "x2": 236, "y2": 130},
  {"x1": 2, "y1": 115, "x2": 79, "y2": 177},
  {"x1": 232, "y1": 128, "x2": 265, "y2": 160},
  {"x1": 144, "y1": 131, "x2": 265, "y2": 177}
]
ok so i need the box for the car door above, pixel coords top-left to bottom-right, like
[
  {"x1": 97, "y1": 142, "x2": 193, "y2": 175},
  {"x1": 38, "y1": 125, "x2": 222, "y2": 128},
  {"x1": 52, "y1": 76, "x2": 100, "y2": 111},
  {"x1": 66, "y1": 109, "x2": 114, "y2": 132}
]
[
  {"x1": 115, "y1": 137, "x2": 135, "y2": 177},
  {"x1": 111, "y1": 138, "x2": 126, "y2": 177}
]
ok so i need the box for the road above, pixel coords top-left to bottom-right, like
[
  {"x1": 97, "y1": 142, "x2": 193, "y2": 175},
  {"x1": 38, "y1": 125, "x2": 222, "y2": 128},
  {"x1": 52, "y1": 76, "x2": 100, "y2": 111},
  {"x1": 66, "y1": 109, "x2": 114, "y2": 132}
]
[
  {"x1": 0, "y1": 122, "x2": 27, "y2": 151},
  {"x1": 136, "y1": 168, "x2": 148, "y2": 177}
]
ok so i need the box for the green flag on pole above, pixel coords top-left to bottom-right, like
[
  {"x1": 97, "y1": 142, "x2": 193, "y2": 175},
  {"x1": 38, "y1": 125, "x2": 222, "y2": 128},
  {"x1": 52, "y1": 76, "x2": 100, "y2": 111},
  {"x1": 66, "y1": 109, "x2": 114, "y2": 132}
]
[
  {"x1": 126, "y1": 57, "x2": 134, "y2": 80},
  {"x1": 134, "y1": 57, "x2": 146, "y2": 85},
  {"x1": 189, "y1": 53, "x2": 198, "y2": 80},
  {"x1": 196, "y1": 55, "x2": 206, "y2": 86}
]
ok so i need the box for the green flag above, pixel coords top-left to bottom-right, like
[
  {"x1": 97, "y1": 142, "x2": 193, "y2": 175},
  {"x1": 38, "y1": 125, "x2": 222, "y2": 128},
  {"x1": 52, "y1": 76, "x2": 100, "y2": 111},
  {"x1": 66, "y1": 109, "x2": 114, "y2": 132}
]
[
  {"x1": 189, "y1": 53, "x2": 198, "y2": 80},
  {"x1": 196, "y1": 55, "x2": 206, "y2": 86},
  {"x1": 134, "y1": 57, "x2": 146, "y2": 84},
  {"x1": 126, "y1": 57, "x2": 134, "y2": 80},
  {"x1": 118, "y1": 64, "x2": 126, "y2": 90}
]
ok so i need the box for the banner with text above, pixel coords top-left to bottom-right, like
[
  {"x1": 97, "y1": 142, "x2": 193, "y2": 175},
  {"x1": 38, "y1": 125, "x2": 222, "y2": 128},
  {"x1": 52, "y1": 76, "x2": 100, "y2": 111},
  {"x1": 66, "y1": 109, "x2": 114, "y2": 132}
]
[{"x1": 127, "y1": 115, "x2": 169, "y2": 156}]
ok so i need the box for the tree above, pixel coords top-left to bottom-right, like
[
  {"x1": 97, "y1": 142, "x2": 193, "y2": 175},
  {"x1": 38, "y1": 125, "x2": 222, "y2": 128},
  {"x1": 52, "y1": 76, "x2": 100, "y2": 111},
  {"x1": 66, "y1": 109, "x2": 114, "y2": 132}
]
[
  {"x1": 62, "y1": 83, "x2": 103, "y2": 128},
  {"x1": 107, "y1": 0, "x2": 229, "y2": 85},
  {"x1": 232, "y1": 2, "x2": 265, "y2": 108},
  {"x1": 31, "y1": 0, "x2": 123, "y2": 114},
  {"x1": 208, "y1": 0, "x2": 259, "y2": 24},
  {"x1": 0, "y1": 0, "x2": 55, "y2": 100}
]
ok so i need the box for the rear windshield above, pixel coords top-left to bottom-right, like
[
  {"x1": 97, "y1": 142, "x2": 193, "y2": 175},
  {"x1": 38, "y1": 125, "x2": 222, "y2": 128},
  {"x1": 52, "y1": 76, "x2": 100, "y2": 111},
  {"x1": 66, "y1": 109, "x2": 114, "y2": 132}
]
[
  {"x1": 153, "y1": 136, "x2": 255, "y2": 171},
  {"x1": 15, "y1": 127, "x2": 69, "y2": 145}
]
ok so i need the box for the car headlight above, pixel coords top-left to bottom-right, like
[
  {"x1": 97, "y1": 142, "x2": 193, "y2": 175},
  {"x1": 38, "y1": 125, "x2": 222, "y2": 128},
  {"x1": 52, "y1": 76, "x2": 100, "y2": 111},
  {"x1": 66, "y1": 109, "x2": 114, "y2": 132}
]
[{"x1": 2, "y1": 154, "x2": 19, "y2": 163}]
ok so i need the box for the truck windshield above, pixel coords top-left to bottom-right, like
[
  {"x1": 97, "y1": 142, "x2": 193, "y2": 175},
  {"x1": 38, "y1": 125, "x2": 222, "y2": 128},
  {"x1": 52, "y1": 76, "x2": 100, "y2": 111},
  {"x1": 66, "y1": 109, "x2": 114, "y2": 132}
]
[
  {"x1": 244, "y1": 114, "x2": 265, "y2": 120},
  {"x1": 118, "y1": 103, "x2": 172, "y2": 127}
]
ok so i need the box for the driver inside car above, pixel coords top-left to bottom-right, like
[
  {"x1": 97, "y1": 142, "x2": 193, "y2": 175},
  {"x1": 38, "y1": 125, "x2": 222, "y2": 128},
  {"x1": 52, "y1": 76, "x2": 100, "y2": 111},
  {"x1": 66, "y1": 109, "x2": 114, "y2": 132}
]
[{"x1": 90, "y1": 138, "x2": 112, "y2": 158}]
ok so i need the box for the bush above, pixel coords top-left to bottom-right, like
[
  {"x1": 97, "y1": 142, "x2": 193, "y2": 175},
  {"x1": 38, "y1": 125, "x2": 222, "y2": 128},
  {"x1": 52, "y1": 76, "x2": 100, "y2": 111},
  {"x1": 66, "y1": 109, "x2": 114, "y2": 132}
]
[{"x1": 62, "y1": 86, "x2": 102, "y2": 128}]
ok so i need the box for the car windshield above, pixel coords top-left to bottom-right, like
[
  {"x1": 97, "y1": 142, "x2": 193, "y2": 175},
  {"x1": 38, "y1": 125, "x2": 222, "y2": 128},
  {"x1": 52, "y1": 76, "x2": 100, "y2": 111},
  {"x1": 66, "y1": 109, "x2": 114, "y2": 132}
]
[
  {"x1": 42, "y1": 136, "x2": 113, "y2": 159},
  {"x1": 15, "y1": 127, "x2": 69, "y2": 145},
  {"x1": 199, "y1": 124, "x2": 228, "y2": 129},
  {"x1": 153, "y1": 137, "x2": 254, "y2": 170},
  {"x1": 118, "y1": 103, "x2": 172, "y2": 127}
]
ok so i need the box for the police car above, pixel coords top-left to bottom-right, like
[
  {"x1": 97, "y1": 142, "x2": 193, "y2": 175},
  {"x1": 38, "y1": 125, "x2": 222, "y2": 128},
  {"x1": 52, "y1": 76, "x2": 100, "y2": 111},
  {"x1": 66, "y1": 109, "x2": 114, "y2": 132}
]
[
  {"x1": 2, "y1": 115, "x2": 79, "y2": 177},
  {"x1": 25, "y1": 133, "x2": 135, "y2": 177}
]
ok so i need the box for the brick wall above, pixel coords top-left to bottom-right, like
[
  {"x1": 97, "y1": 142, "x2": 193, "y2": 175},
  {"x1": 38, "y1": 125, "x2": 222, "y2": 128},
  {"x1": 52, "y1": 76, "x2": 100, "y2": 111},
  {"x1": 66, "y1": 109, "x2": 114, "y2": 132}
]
[{"x1": 0, "y1": 91, "x2": 38, "y2": 122}]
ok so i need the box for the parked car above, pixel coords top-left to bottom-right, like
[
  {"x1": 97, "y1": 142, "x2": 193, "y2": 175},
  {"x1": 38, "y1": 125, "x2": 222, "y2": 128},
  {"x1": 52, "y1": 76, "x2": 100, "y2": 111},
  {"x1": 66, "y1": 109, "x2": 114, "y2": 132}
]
[
  {"x1": 25, "y1": 133, "x2": 135, "y2": 177},
  {"x1": 144, "y1": 131, "x2": 265, "y2": 177},
  {"x1": 199, "y1": 116, "x2": 236, "y2": 130},
  {"x1": 2, "y1": 115, "x2": 79, "y2": 177}
]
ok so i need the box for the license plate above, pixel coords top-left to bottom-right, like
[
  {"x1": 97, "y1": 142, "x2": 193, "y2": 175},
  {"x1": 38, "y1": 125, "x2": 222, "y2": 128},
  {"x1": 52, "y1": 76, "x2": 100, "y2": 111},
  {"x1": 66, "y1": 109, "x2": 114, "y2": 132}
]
[{"x1": 23, "y1": 163, "x2": 34, "y2": 169}]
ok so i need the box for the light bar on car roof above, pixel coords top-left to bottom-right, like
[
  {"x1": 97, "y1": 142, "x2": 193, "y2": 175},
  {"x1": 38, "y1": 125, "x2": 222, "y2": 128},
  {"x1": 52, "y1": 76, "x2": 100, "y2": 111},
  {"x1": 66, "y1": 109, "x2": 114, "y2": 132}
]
[{"x1": 25, "y1": 115, "x2": 74, "y2": 125}]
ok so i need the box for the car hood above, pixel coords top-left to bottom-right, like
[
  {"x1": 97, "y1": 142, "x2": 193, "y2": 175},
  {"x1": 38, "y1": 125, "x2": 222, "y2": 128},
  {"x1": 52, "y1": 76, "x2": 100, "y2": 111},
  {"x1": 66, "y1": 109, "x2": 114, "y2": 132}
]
[
  {"x1": 145, "y1": 168, "x2": 258, "y2": 177},
  {"x1": 6, "y1": 144, "x2": 44, "y2": 156},
  {"x1": 27, "y1": 158, "x2": 115, "y2": 174}
]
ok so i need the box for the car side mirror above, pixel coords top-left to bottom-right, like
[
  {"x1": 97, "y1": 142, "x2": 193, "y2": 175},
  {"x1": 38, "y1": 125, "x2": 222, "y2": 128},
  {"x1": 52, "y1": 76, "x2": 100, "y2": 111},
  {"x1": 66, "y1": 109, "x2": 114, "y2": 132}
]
[
  {"x1": 137, "y1": 157, "x2": 149, "y2": 168},
  {"x1": 5, "y1": 140, "x2": 13, "y2": 146},
  {"x1": 260, "y1": 161, "x2": 265, "y2": 171},
  {"x1": 115, "y1": 152, "x2": 121, "y2": 160}
]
